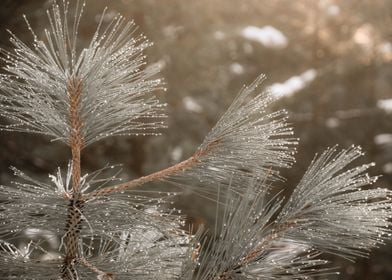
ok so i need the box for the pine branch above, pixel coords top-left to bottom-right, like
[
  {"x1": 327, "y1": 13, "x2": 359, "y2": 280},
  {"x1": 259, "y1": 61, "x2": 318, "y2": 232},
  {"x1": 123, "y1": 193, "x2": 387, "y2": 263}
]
[
  {"x1": 0, "y1": 240, "x2": 62, "y2": 279},
  {"x1": 0, "y1": 0, "x2": 166, "y2": 146},
  {"x1": 190, "y1": 182, "x2": 331, "y2": 280},
  {"x1": 165, "y1": 75, "x2": 298, "y2": 198},
  {"x1": 0, "y1": 167, "x2": 67, "y2": 240},
  {"x1": 0, "y1": 164, "x2": 192, "y2": 279},
  {"x1": 188, "y1": 147, "x2": 392, "y2": 279},
  {"x1": 79, "y1": 257, "x2": 114, "y2": 280},
  {"x1": 85, "y1": 139, "x2": 218, "y2": 199},
  {"x1": 76, "y1": 227, "x2": 192, "y2": 279},
  {"x1": 87, "y1": 75, "x2": 297, "y2": 201},
  {"x1": 277, "y1": 146, "x2": 392, "y2": 260},
  {"x1": 91, "y1": 76, "x2": 298, "y2": 200},
  {"x1": 68, "y1": 76, "x2": 84, "y2": 195}
]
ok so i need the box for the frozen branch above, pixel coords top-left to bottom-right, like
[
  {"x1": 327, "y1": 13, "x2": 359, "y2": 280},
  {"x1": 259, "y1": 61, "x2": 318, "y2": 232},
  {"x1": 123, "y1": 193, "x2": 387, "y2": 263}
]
[{"x1": 166, "y1": 75, "x2": 298, "y2": 198}]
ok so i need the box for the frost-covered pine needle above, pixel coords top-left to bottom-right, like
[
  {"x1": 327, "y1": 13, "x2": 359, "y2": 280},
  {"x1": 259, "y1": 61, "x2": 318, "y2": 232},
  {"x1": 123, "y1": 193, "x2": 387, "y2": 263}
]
[
  {"x1": 184, "y1": 147, "x2": 392, "y2": 279},
  {"x1": 166, "y1": 75, "x2": 297, "y2": 198},
  {"x1": 0, "y1": 0, "x2": 166, "y2": 147},
  {"x1": 0, "y1": 165, "x2": 191, "y2": 279},
  {"x1": 0, "y1": 240, "x2": 62, "y2": 279},
  {"x1": 188, "y1": 181, "x2": 331, "y2": 280},
  {"x1": 277, "y1": 146, "x2": 392, "y2": 260},
  {"x1": 78, "y1": 228, "x2": 192, "y2": 279},
  {"x1": 0, "y1": 167, "x2": 68, "y2": 240}
]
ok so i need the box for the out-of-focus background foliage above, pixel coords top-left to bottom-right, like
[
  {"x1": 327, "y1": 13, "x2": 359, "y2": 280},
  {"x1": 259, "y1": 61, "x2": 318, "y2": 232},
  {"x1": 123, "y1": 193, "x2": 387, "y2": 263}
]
[{"x1": 0, "y1": 0, "x2": 391, "y2": 279}]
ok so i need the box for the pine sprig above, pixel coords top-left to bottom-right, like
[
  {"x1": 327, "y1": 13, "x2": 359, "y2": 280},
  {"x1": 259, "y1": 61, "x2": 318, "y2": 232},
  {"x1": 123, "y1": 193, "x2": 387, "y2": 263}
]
[
  {"x1": 0, "y1": 166, "x2": 191, "y2": 279},
  {"x1": 277, "y1": 146, "x2": 392, "y2": 260},
  {"x1": 79, "y1": 229, "x2": 191, "y2": 280},
  {"x1": 165, "y1": 75, "x2": 297, "y2": 198},
  {"x1": 0, "y1": 240, "x2": 62, "y2": 279},
  {"x1": 0, "y1": 0, "x2": 166, "y2": 147},
  {"x1": 187, "y1": 147, "x2": 392, "y2": 279},
  {"x1": 189, "y1": 183, "x2": 332, "y2": 280},
  {"x1": 89, "y1": 76, "x2": 297, "y2": 200},
  {"x1": 0, "y1": 167, "x2": 67, "y2": 240}
]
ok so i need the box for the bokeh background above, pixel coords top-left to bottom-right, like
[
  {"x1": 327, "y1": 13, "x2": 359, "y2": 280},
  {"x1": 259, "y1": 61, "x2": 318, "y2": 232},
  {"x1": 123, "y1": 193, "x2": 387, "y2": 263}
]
[{"x1": 0, "y1": 0, "x2": 391, "y2": 279}]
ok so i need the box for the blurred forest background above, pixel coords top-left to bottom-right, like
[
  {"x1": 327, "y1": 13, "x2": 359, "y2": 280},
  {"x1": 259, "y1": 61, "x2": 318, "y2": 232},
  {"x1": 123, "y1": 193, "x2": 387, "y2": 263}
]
[{"x1": 0, "y1": 0, "x2": 391, "y2": 279}]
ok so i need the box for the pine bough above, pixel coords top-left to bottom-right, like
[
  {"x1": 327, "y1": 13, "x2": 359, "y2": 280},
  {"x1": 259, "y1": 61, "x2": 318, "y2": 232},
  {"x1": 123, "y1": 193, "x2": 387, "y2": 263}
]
[{"x1": 0, "y1": 1, "x2": 391, "y2": 279}]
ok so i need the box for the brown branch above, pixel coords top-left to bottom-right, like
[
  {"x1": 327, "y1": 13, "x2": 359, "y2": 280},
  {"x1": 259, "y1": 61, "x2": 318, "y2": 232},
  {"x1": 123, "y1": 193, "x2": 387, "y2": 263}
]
[
  {"x1": 61, "y1": 76, "x2": 85, "y2": 279},
  {"x1": 84, "y1": 139, "x2": 221, "y2": 199},
  {"x1": 80, "y1": 257, "x2": 114, "y2": 280},
  {"x1": 85, "y1": 152, "x2": 199, "y2": 199},
  {"x1": 217, "y1": 221, "x2": 298, "y2": 280},
  {"x1": 68, "y1": 76, "x2": 84, "y2": 195},
  {"x1": 240, "y1": 221, "x2": 297, "y2": 265}
]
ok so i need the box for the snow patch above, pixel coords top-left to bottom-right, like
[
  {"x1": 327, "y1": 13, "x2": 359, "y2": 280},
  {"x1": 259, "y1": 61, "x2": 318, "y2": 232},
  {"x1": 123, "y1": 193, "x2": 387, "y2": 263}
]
[
  {"x1": 171, "y1": 146, "x2": 183, "y2": 162},
  {"x1": 326, "y1": 117, "x2": 340, "y2": 128},
  {"x1": 353, "y1": 24, "x2": 374, "y2": 47},
  {"x1": 377, "y1": 99, "x2": 392, "y2": 113},
  {"x1": 383, "y1": 163, "x2": 392, "y2": 174},
  {"x1": 320, "y1": 0, "x2": 340, "y2": 16},
  {"x1": 269, "y1": 69, "x2": 317, "y2": 98},
  {"x1": 374, "y1": 134, "x2": 392, "y2": 145},
  {"x1": 241, "y1": 26, "x2": 288, "y2": 49},
  {"x1": 326, "y1": 4, "x2": 340, "y2": 16},
  {"x1": 230, "y1": 63, "x2": 245, "y2": 75},
  {"x1": 378, "y1": 42, "x2": 392, "y2": 55},
  {"x1": 183, "y1": 96, "x2": 203, "y2": 113}
]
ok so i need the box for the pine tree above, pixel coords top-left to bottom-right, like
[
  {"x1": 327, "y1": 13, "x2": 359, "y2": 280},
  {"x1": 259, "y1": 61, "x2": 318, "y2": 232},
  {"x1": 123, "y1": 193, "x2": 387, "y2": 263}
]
[{"x1": 0, "y1": 1, "x2": 391, "y2": 279}]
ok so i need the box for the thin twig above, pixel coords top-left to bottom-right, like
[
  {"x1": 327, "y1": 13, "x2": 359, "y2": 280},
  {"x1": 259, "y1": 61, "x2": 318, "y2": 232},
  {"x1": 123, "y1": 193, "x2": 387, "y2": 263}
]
[
  {"x1": 85, "y1": 139, "x2": 221, "y2": 199},
  {"x1": 239, "y1": 222, "x2": 295, "y2": 265},
  {"x1": 80, "y1": 257, "x2": 114, "y2": 280},
  {"x1": 218, "y1": 221, "x2": 298, "y2": 279},
  {"x1": 61, "y1": 76, "x2": 85, "y2": 279},
  {"x1": 68, "y1": 76, "x2": 84, "y2": 195},
  {"x1": 85, "y1": 153, "x2": 199, "y2": 198}
]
